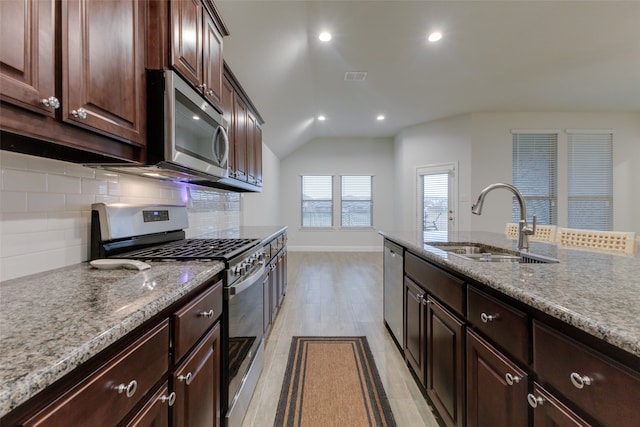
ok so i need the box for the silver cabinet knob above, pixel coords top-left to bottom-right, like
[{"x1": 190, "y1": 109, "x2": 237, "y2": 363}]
[
  {"x1": 199, "y1": 309, "x2": 214, "y2": 318},
  {"x1": 116, "y1": 379, "x2": 137, "y2": 397},
  {"x1": 527, "y1": 393, "x2": 544, "y2": 408},
  {"x1": 159, "y1": 391, "x2": 176, "y2": 406},
  {"x1": 178, "y1": 372, "x2": 192, "y2": 385},
  {"x1": 505, "y1": 373, "x2": 521, "y2": 385},
  {"x1": 480, "y1": 312, "x2": 499, "y2": 323},
  {"x1": 41, "y1": 96, "x2": 60, "y2": 109},
  {"x1": 71, "y1": 108, "x2": 87, "y2": 119},
  {"x1": 207, "y1": 89, "x2": 214, "y2": 97},
  {"x1": 198, "y1": 83, "x2": 207, "y2": 91},
  {"x1": 570, "y1": 372, "x2": 593, "y2": 389}
]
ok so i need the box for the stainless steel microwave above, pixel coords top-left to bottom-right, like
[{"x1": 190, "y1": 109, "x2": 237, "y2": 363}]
[{"x1": 93, "y1": 70, "x2": 229, "y2": 184}]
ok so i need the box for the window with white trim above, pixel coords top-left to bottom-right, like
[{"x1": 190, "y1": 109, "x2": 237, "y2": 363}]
[
  {"x1": 301, "y1": 175, "x2": 333, "y2": 227},
  {"x1": 341, "y1": 175, "x2": 373, "y2": 227},
  {"x1": 512, "y1": 133, "x2": 558, "y2": 225},
  {"x1": 568, "y1": 132, "x2": 613, "y2": 230}
]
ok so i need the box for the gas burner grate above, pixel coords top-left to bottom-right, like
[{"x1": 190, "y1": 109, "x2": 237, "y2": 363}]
[{"x1": 114, "y1": 238, "x2": 261, "y2": 261}]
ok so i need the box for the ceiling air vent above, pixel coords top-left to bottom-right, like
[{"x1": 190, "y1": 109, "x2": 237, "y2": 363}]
[{"x1": 344, "y1": 71, "x2": 367, "y2": 81}]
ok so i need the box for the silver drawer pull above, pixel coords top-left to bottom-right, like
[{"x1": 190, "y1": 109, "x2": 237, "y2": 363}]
[
  {"x1": 71, "y1": 108, "x2": 87, "y2": 119},
  {"x1": 480, "y1": 312, "x2": 499, "y2": 323},
  {"x1": 570, "y1": 372, "x2": 593, "y2": 389},
  {"x1": 159, "y1": 391, "x2": 176, "y2": 406},
  {"x1": 527, "y1": 393, "x2": 544, "y2": 408},
  {"x1": 178, "y1": 372, "x2": 192, "y2": 385},
  {"x1": 505, "y1": 373, "x2": 521, "y2": 385},
  {"x1": 199, "y1": 309, "x2": 214, "y2": 318},
  {"x1": 41, "y1": 96, "x2": 60, "y2": 109},
  {"x1": 116, "y1": 379, "x2": 137, "y2": 397}
]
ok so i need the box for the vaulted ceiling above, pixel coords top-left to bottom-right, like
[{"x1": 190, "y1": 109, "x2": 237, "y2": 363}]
[{"x1": 216, "y1": 1, "x2": 640, "y2": 159}]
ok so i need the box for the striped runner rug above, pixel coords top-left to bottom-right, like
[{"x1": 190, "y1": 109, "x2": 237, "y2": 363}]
[{"x1": 274, "y1": 336, "x2": 397, "y2": 427}]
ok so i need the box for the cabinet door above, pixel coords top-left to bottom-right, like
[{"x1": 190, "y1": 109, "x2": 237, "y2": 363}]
[
  {"x1": 269, "y1": 261, "x2": 278, "y2": 321},
  {"x1": 254, "y1": 124, "x2": 263, "y2": 186},
  {"x1": 170, "y1": 0, "x2": 202, "y2": 88},
  {"x1": 529, "y1": 383, "x2": 592, "y2": 427},
  {"x1": 221, "y1": 76, "x2": 236, "y2": 177},
  {"x1": 233, "y1": 95, "x2": 248, "y2": 181},
  {"x1": 62, "y1": 0, "x2": 145, "y2": 145},
  {"x1": 404, "y1": 277, "x2": 426, "y2": 386},
  {"x1": 466, "y1": 329, "x2": 528, "y2": 427},
  {"x1": 0, "y1": 0, "x2": 56, "y2": 116},
  {"x1": 202, "y1": 10, "x2": 223, "y2": 108},
  {"x1": 263, "y1": 268, "x2": 272, "y2": 335},
  {"x1": 427, "y1": 298, "x2": 465, "y2": 427},
  {"x1": 124, "y1": 383, "x2": 172, "y2": 427},
  {"x1": 173, "y1": 322, "x2": 221, "y2": 427},
  {"x1": 246, "y1": 111, "x2": 257, "y2": 184}
]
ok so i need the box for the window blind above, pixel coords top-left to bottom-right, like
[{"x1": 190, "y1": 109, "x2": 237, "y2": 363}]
[
  {"x1": 512, "y1": 133, "x2": 558, "y2": 224},
  {"x1": 422, "y1": 173, "x2": 449, "y2": 232},
  {"x1": 301, "y1": 175, "x2": 333, "y2": 227},
  {"x1": 568, "y1": 133, "x2": 613, "y2": 230},
  {"x1": 341, "y1": 176, "x2": 373, "y2": 227}
]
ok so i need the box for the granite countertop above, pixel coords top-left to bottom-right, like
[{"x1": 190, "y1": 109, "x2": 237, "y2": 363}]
[
  {"x1": 0, "y1": 225, "x2": 287, "y2": 419},
  {"x1": 380, "y1": 230, "x2": 640, "y2": 360}
]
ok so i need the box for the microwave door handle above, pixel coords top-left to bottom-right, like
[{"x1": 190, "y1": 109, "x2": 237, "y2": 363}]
[
  {"x1": 213, "y1": 125, "x2": 229, "y2": 166},
  {"x1": 227, "y1": 264, "x2": 266, "y2": 297}
]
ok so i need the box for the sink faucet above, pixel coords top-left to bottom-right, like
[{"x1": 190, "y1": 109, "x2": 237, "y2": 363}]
[{"x1": 471, "y1": 183, "x2": 537, "y2": 252}]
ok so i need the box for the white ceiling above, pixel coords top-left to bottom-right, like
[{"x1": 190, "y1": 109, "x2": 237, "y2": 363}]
[{"x1": 216, "y1": 1, "x2": 640, "y2": 159}]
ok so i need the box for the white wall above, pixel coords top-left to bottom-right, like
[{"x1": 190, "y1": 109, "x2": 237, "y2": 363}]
[
  {"x1": 0, "y1": 151, "x2": 240, "y2": 281},
  {"x1": 469, "y1": 112, "x2": 640, "y2": 233},
  {"x1": 241, "y1": 144, "x2": 281, "y2": 226},
  {"x1": 393, "y1": 114, "x2": 473, "y2": 231},
  {"x1": 280, "y1": 137, "x2": 394, "y2": 251}
]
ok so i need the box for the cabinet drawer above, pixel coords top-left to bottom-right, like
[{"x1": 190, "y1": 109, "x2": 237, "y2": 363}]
[
  {"x1": 24, "y1": 320, "x2": 169, "y2": 427},
  {"x1": 405, "y1": 252, "x2": 465, "y2": 315},
  {"x1": 467, "y1": 286, "x2": 529, "y2": 364},
  {"x1": 174, "y1": 280, "x2": 223, "y2": 362},
  {"x1": 529, "y1": 382, "x2": 592, "y2": 427},
  {"x1": 533, "y1": 321, "x2": 640, "y2": 427}
]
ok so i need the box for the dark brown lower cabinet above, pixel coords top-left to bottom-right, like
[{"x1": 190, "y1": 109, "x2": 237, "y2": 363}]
[
  {"x1": 426, "y1": 298, "x2": 465, "y2": 427},
  {"x1": 404, "y1": 277, "x2": 426, "y2": 385},
  {"x1": 528, "y1": 383, "x2": 592, "y2": 427},
  {"x1": 173, "y1": 322, "x2": 220, "y2": 427},
  {"x1": 466, "y1": 329, "x2": 528, "y2": 427}
]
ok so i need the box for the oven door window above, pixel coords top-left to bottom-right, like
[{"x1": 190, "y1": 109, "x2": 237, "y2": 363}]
[{"x1": 174, "y1": 91, "x2": 229, "y2": 169}]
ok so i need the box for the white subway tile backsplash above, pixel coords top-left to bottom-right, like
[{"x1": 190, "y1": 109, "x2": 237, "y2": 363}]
[
  {"x1": 1, "y1": 191, "x2": 27, "y2": 212},
  {"x1": 2, "y1": 169, "x2": 47, "y2": 192},
  {"x1": 48, "y1": 174, "x2": 82, "y2": 194},
  {"x1": 0, "y1": 152, "x2": 240, "y2": 281},
  {"x1": 27, "y1": 192, "x2": 66, "y2": 212}
]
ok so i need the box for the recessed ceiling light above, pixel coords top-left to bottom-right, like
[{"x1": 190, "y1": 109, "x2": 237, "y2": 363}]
[
  {"x1": 319, "y1": 32, "x2": 332, "y2": 42},
  {"x1": 192, "y1": 115, "x2": 200, "y2": 120},
  {"x1": 377, "y1": 115, "x2": 385, "y2": 121},
  {"x1": 428, "y1": 32, "x2": 442, "y2": 42},
  {"x1": 317, "y1": 115, "x2": 326, "y2": 121}
]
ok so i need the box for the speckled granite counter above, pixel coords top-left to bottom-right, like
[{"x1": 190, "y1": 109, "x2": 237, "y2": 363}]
[
  {"x1": 380, "y1": 230, "x2": 640, "y2": 360},
  {"x1": 0, "y1": 226, "x2": 288, "y2": 419},
  {"x1": 0, "y1": 260, "x2": 224, "y2": 418}
]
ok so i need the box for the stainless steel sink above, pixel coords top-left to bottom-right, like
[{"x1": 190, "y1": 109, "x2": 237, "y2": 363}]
[{"x1": 426, "y1": 242, "x2": 559, "y2": 264}]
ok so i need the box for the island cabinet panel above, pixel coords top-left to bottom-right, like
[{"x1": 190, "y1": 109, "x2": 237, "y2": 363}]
[
  {"x1": 467, "y1": 286, "x2": 529, "y2": 364},
  {"x1": 528, "y1": 383, "x2": 593, "y2": 427},
  {"x1": 0, "y1": 0, "x2": 55, "y2": 117},
  {"x1": 172, "y1": 323, "x2": 220, "y2": 427},
  {"x1": 426, "y1": 297, "x2": 465, "y2": 427},
  {"x1": 466, "y1": 329, "x2": 528, "y2": 427},
  {"x1": 533, "y1": 321, "x2": 640, "y2": 427},
  {"x1": 404, "y1": 276, "x2": 426, "y2": 386},
  {"x1": 405, "y1": 251, "x2": 465, "y2": 316},
  {"x1": 23, "y1": 320, "x2": 169, "y2": 427}
]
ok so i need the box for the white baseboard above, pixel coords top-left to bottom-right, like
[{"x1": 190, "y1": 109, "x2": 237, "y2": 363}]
[{"x1": 288, "y1": 246, "x2": 383, "y2": 252}]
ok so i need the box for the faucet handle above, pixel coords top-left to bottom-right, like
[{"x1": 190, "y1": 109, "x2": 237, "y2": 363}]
[{"x1": 524, "y1": 215, "x2": 537, "y2": 235}]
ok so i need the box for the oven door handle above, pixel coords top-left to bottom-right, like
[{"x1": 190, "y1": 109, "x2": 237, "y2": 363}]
[{"x1": 228, "y1": 264, "x2": 266, "y2": 296}]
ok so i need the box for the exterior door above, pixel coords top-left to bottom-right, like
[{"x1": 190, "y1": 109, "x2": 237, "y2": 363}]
[{"x1": 418, "y1": 163, "x2": 457, "y2": 241}]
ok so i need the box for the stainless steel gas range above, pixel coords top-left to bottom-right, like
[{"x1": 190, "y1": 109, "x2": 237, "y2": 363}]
[{"x1": 91, "y1": 203, "x2": 265, "y2": 427}]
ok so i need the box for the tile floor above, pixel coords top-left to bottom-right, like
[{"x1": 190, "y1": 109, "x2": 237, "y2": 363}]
[{"x1": 240, "y1": 251, "x2": 441, "y2": 427}]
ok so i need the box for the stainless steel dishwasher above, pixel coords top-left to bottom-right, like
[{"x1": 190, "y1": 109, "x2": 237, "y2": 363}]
[{"x1": 383, "y1": 239, "x2": 404, "y2": 348}]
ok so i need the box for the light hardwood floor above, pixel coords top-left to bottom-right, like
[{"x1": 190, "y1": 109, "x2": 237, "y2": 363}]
[{"x1": 240, "y1": 251, "x2": 441, "y2": 427}]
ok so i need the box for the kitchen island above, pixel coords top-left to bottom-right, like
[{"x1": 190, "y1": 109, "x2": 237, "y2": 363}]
[{"x1": 380, "y1": 230, "x2": 640, "y2": 427}]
